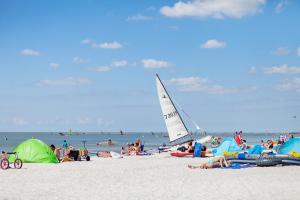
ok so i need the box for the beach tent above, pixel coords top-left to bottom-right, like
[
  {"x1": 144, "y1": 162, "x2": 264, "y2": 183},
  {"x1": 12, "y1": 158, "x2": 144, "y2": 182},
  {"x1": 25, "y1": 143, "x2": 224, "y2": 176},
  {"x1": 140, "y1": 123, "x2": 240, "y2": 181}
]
[
  {"x1": 278, "y1": 137, "x2": 300, "y2": 154},
  {"x1": 9, "y1": 138, "x2": 59, "y2": 163},
  {"x1": 212, "y1": 137, "x2": 242, "y2": 156}
]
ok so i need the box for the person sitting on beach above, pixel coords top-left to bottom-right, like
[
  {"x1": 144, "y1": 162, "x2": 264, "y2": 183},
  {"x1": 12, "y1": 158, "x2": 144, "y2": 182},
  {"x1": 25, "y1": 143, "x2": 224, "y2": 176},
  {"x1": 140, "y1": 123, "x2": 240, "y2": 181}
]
[
  {"x1": 187, "y1": 141, "x2": 194, "y2": 153},
  {"x1": 126, "y1": 143, "x2": 136, "y2": 155},
  {"x1": 188, "y1": 156, "x2": 231, "y2": 169},
  {"x1": 120, "y1": 147, "x2": 126, "y2": 155},
  {"x1": 278, "y1": 135, "x2": 287, "y2": 145},
  {"x1": 241, "y1": 140, "x2": 248, "y2": 150},
  {"x1": 133, "y1": 142, "x2": 141, "y2": 152},
  {"x1": 265, "y1": 140, "x2": 274, "y2": 149},
  {"x1": 127, "y1": 141, "x2": 142, "y2": 155},
  {"x1": 201, "y1": 145, "x2": 207, "y2": 157},
  {"x1": 50, "y1": 144, "x2": 61, "y2": 161},
  {"x1": 211, "y1": 137, "x2": 221, "y2": 147}
]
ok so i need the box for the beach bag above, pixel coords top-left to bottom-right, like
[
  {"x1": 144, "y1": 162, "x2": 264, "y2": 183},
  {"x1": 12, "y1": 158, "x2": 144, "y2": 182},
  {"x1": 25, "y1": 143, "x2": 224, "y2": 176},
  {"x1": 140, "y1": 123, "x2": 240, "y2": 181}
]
[{"x1": 194, "y1": 143, "x2": 201, "y2": 157}]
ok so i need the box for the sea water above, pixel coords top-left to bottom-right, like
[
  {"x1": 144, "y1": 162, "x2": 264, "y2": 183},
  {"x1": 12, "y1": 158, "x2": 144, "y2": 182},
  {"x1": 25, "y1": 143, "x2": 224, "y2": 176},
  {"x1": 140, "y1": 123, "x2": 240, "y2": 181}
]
[{"x1": 0, "y1": 132, "x2": 285, "y2": 154}]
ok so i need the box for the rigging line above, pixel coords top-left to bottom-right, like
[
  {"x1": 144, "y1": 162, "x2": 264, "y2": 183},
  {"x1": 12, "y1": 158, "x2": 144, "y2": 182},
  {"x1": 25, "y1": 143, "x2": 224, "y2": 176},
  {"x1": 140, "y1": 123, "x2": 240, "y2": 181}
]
[{"x1": 171, "y1": 98, "x2": 202, "y2": 132}]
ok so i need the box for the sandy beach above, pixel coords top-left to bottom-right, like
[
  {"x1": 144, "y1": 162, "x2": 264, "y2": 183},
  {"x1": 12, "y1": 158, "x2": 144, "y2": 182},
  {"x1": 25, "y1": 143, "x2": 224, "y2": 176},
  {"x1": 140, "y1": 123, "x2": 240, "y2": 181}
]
[{"x1": 1, "y1": 153, "x2": 299, "y2": 200}]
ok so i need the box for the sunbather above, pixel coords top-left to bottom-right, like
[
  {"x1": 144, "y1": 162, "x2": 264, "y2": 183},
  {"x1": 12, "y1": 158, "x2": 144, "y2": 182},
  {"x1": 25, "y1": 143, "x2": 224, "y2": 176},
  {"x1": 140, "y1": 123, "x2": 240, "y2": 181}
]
[{"x1": 188, "y1": 156, "x2": 231, "y2": 169}]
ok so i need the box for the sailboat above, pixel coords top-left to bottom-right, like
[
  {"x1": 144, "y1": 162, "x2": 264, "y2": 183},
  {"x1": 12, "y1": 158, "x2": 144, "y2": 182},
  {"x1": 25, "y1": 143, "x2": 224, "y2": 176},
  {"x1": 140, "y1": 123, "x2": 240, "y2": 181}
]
[{"x1": 156, "y1": 74, "x2": 211, "y2": 150}]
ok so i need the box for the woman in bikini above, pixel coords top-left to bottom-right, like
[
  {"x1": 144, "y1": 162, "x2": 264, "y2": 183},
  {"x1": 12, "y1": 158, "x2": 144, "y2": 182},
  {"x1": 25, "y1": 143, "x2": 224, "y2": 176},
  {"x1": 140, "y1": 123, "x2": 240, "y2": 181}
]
[{"x1": 188, "y1": 156, "x2": 231, "y2": 169}]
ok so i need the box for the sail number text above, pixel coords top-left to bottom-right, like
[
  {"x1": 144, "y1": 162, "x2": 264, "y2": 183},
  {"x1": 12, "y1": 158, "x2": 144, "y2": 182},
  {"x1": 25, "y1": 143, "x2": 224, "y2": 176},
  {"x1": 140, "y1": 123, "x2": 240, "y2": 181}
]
[{"x1": 164, "y1": 111, "x2": 178, "y2": 119}]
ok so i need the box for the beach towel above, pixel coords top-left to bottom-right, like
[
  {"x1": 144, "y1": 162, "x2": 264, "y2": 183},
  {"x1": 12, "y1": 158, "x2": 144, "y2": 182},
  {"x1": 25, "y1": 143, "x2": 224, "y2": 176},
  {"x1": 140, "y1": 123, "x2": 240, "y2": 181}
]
[{"x1": 222, "y1": 163, "x2": 252, "y2": 169}]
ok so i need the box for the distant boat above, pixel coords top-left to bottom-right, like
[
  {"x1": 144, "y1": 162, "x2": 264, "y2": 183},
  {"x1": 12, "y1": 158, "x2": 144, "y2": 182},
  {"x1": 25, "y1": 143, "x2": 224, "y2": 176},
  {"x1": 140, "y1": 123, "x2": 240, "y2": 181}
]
[
  {"x1": 58, "y1": 132, "x2": 65, "y2": 136},
  {"x1": 120, "y1": 130, "x2": 124, "y2": 135}
]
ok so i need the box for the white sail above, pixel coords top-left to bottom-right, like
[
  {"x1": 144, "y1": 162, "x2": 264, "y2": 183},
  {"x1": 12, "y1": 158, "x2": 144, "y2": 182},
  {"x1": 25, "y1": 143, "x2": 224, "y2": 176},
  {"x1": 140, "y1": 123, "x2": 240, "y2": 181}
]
[{"x1": 156, "y1": 74, "x2": 190, "y2": 143}]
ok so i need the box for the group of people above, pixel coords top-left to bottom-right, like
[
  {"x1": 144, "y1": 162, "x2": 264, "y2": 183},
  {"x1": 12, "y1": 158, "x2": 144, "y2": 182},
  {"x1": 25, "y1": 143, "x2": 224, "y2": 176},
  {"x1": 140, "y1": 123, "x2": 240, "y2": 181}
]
[
  {"x1": 125, "y1": 139, "x2": 143, "y2": 155},
  {"x1": 96, "y1": 138, "x2": 144, "y2": 157},
  {"x1": 49, "y1": 140, "x2": 89, "y2": 162},
  {"x1": 188, "y1": 132, "x2": 294, "y2": 170}
]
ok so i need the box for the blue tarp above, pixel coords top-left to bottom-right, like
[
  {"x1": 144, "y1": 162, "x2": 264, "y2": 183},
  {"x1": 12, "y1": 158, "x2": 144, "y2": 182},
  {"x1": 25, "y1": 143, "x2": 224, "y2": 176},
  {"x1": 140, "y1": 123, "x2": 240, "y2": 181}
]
[
  {"x1": 212, "y1": 137, "x2": 242, "y2": 156},
  {"x1": 278, "y1": 137, "x2": 300, "y2": 154},
  {"x1": 247, "y1": 145, "x2": 266, "y2": 154}
]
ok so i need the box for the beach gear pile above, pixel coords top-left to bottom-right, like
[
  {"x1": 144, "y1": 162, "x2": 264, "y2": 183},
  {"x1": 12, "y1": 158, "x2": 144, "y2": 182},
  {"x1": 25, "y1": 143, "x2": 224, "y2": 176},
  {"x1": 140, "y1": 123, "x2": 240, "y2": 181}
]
[
  {"x1": 214, "y1": 137, "x2": 300, "y2": 167},
  {"x1": 170, "y1": 136, "x2": 300, "y2": 168}
]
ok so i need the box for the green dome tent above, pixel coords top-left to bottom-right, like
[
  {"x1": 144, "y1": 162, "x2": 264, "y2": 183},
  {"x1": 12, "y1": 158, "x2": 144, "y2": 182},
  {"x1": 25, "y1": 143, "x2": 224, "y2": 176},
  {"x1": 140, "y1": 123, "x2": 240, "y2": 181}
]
[{"x1": 9, "y1": 138, "x2": 59, "y2": 163}]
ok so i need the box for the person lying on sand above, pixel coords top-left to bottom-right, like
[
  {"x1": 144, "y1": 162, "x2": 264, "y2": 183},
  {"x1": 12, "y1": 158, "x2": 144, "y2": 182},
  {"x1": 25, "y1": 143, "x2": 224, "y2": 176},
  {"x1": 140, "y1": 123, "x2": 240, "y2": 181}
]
[
  {"x1": 188, "y1": 156, "x2": 231, "y2": 169},
  {"x1": 96, "y1": 151, "x2": 111, "y2": 157}
]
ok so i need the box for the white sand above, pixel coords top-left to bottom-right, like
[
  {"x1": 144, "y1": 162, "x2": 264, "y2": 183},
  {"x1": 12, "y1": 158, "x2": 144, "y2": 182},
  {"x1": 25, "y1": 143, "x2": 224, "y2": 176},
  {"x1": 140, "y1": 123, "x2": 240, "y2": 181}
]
[{"x1": 0, "y1": 153, "x2": 299, "y2": 200}]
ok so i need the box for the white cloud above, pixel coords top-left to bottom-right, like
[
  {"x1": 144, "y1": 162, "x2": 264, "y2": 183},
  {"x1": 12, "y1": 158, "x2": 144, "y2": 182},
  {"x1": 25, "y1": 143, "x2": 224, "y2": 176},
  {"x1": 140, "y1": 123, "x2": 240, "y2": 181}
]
[
  {"x1": 297, "y1": 47, "x2": 300, "y2": 57},
  {"x1": 73, "y1": 57, "x2": 89, "y2": 64},
  {"x1": 160, "y1": 0, "x2": 266, "y2": 19},
  {"x1": 20, "y1": 49, "x2": 40, "y2": 56},
  {"x1": 142, "y1": 59, "x2": 172, "y2": 69},
  {"x1": 275, "y1": 0, "x2": 288, "y2": 13},
  {"x1": 12, "y1": 117, "x2": 28, "y2": 126},
  {"x1": 38, "y1": 77, "x2": 91, "y2": 86},
  {"x1": 277, "y1": 77, "x2": 300, "y2": 92},
  {"x1": 88, "y1": 66, "x2": 111, "y2": 73},
  {"x1": 111, "y1": 60, "x2": 128, "y2": 67},
  {"x1": 87, "y1": 60, "x2": 129, "y2": 73},
  {"x1": 167, "y1": 76, "x2": 256, "y2": 94},
  {"x1": 201, "y1": 39, "x2": 226, "y2": 49},
  {"x1": 249, "y1": 66, "x2": 257, "y2": 75},
  {"x1": 272, "y1": 47, "x2": 290, "y2": 56},
  {"x1": 264, "y1": 64, "x2": 300, "y2": 74},
  {"x1": 49, "y1": 63, "x2": 60, "y2": 69},
  {"x1": 92, "y1": 41, "x2": 123, "y2": 49},
  {"x1": 127, "y1": 14, "x2": 153, "y2": 21},
  {"x1": 81, "y1": 38, "x2": 92, "y2": 45}
]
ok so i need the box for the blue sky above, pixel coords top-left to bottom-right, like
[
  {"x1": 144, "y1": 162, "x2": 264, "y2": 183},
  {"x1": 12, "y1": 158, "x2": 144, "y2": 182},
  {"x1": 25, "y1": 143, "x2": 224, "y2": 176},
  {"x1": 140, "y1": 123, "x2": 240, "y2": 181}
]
[{"x1": 0, "y1": 0, "x2": 299, "y2": 132}]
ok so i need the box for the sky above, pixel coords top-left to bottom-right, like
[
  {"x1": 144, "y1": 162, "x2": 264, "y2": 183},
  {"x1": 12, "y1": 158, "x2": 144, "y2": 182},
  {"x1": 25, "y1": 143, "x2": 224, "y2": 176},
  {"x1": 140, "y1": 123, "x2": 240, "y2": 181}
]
[{"x1": 0, "y1": 0, "x2": 299, "y2": 133}]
